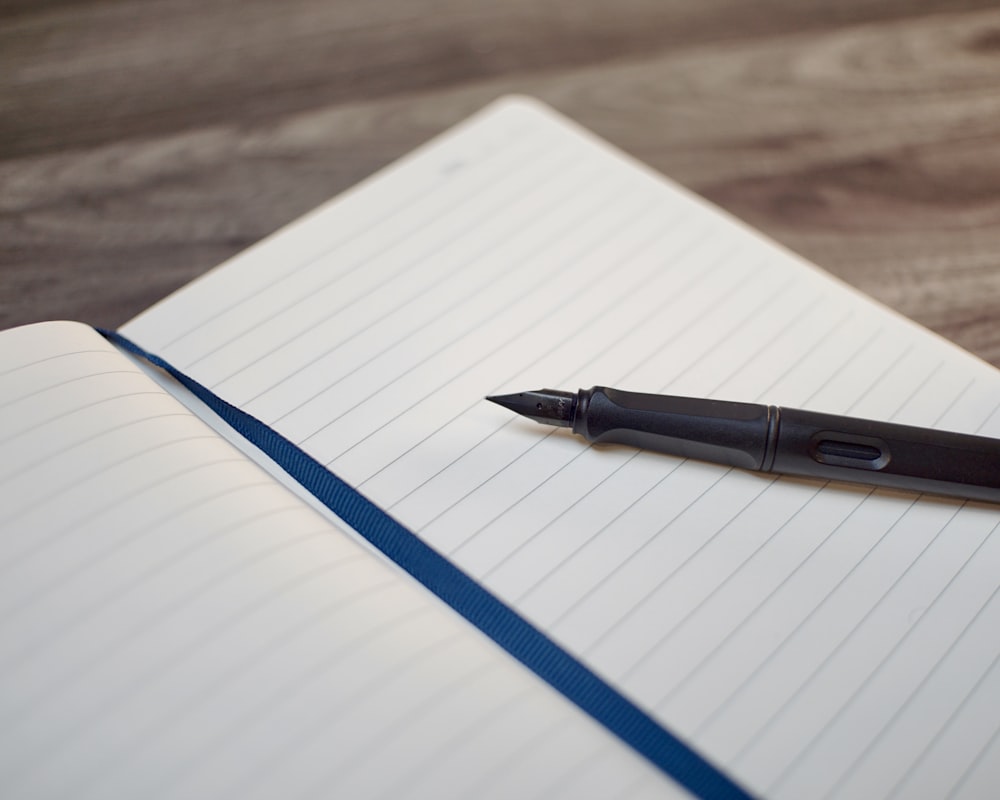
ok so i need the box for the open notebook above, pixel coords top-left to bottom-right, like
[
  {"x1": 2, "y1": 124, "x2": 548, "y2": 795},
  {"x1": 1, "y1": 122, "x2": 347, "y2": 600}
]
[{"x1": 4, "y1": 96, "x2": 1000, "y2": 799}]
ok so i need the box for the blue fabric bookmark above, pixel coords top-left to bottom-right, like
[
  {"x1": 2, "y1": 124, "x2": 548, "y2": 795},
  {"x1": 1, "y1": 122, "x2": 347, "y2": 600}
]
[{"x1": 99, "y1": 327, "x2": 756, "y2": 800}]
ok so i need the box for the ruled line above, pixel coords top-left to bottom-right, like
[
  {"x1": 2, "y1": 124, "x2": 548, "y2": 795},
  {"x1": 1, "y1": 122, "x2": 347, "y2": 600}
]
[
  {"x1": 680, "y1": 357, "x2": 947, "y2": 749},
  {"x1": 304, "y1": 177, "x2": 673, "y2": 454},
  {"x1": 489, "y1": 452, "x2": 684, "y2": 584},
  {"x1": 297, "y1": 657, "x2": 509, "y2": 798},
  {"x1": 156, "y1": 117, "x2": 538, "y2": 350},
  {"x1": 418, "y1": 238, "x2": 750, "y2": 546},
  {"x1": 628, "y1": 484, "x2": 825, "y2": 679},
  {"x1": 463, "y1": 278, "x2": 802, "y2": 634},
  {"x1": 429, "y1": 261, "x2": 778, "y2": 546},
  {"x1": 0, "y1": 367, "x2": 136, "y2": 413},
  {"x1": 264, "y1": 159, "x2": 646, "y2": 423},
  {"x1": 41, "y1": 555, "x2": 401, "y2": 799},
  {"x1": 626, "y1": 361, "x2": 949, "y2": 686},
  {"x1": 473, "y1": 288, "x2": 810, "y2": 579},
  {"x1": 514, "y1": 716, "x2": 606, "y2": 800},
  {"x1": 782, "y1": 325, "x2": 886, "y2": 411},
  {"x1": 2, "y1": 526, "x2": 349, "y2": 740},
  {"x1": 821, "y1": 528, "x2": 1000, "y2": 798},
  {"x1": 0, "y1": 441, "x2": 234, "y2": 573},
  {"x1": 214, "y1": 626, "x2": 469, "y2": 800},
  {"x1": 511, "y1": 310, "x2": 856, "y2": 612},
  {"x1": 0, "y1": 480, "x2": 283, "y2": 625},
  {"x1": 0, "y1": 389, "x2": 168, "y2": 452},
  {"x1": 939, "y1": 663, "x2": 1000, "y2": 800},
  {"x1": 199, "y1": 139, "x2": 572, "y2": 383},
  {"x1": 0, "y1": 348, "x2": 113, "y2": 381},
  {"x1": 375, "y1": 224, "x2": 733, "y2": 510},
  {"x1": 786, "y1": 387, "x2": 1000, "y2": 796},
  {"x1": 879, "y1": 584, "x2": 1000, "y2": 799},
  {"x1": 372, "y1": 687, "x2": 556, "y2": 800},
  {"x1": 719, "y1": 372, "x2": 977, "y2": 773},
  {"x1": 245, "y1": 157, "x2": 600, "y2": 409},
  {"x1": 544, "y1": 296, "x2": 829, "y2": 652},
  {"x1": 646, "y1": 338, "x2": 918, "y2": 727},
  {"x1": 765, "y1": 505, "x2": 967, "y2": 795},
  {"x1": 122, "y1": 574, "x2": 402, "y2": 797}
]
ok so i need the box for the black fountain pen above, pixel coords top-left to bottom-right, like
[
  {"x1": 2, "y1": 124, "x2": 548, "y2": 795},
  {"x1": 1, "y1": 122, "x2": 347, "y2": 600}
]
[{"x1": 486, "y1": 386, "x2": 1000, "y2": 504}]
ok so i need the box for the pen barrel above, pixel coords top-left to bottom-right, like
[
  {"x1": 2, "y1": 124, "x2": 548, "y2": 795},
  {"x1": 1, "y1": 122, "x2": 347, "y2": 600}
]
[
  {"x1": 574, "y1": 387, "x2": 774, "y2": 470},
  {"x1": 770, "y1": 408, "x2": 1000, "y2": 503}
]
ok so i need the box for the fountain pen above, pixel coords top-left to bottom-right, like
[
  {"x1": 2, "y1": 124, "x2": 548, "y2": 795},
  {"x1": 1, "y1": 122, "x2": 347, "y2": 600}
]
[{"x1": 486, "y1": 386, "x2": 1000, "y2": 504}]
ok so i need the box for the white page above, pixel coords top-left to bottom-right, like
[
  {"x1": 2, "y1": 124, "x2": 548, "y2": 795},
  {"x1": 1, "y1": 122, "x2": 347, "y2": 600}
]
[
  {"x1": 0, "y1": 321, "x2": 679, "y2": 800},
  {"x1": 123, "y1": 97, "x2": 1000, "y2": 799}
]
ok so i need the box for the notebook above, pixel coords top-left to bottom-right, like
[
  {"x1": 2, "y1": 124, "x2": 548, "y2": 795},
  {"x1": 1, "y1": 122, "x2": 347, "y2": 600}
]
[{"x1": 4, "y1": 96, "x2": 1000, "y2": 799}]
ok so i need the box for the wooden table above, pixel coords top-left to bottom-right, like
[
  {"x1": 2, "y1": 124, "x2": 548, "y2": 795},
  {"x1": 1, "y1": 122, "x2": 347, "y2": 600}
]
[{"x1": 3, "y1": 0, "x2": 1000, "y2": 365}]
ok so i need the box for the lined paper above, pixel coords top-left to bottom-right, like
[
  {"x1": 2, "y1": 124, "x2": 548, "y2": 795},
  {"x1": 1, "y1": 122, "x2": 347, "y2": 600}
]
[
  {"x1": 0, "y1": 321, "x2": 675, "y2": 799},
  {"x1": 124, "y1": 97, "x2": 1000, "y2": 798}
]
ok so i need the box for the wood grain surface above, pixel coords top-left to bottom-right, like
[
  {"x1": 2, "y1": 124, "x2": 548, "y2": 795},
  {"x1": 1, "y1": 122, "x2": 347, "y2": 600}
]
[{"x1": 3, "y1": 0, "x2": 1000, "y2": 365}]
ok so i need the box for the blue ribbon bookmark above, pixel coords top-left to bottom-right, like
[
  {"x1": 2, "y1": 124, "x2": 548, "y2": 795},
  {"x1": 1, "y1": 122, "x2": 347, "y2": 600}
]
[{"x1": 100, "y1": 327, "x2": 756, "y2": 800}]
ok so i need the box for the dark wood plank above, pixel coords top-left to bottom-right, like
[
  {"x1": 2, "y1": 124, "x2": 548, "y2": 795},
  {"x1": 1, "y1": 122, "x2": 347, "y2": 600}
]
[
  {"x1": 3, "y1": 0, "x2": 998, "y2": 157},
  {"x1": 2, "y1": 0, "x2": 1000, "y2": 369}
]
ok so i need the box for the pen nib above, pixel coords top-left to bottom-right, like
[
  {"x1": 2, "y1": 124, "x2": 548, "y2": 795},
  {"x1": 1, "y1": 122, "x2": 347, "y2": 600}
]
[{"x1": 486, "y1": 389, "x2": 576, "y2": 428}]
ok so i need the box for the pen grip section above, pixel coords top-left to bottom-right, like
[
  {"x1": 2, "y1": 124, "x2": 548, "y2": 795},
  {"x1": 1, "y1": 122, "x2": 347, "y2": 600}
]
[
  {"x1": 574, "y1": 387, "x2": 773, "y2": 470},
  {"x1": 771, "y1": 408, "x2": 1000, "y2": 503}
]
